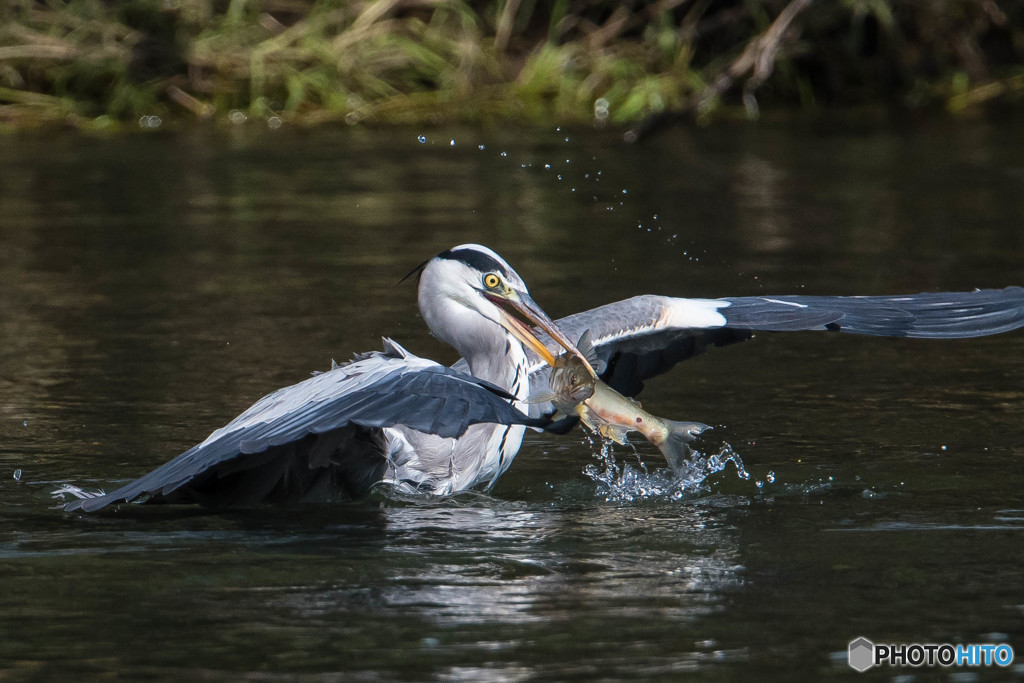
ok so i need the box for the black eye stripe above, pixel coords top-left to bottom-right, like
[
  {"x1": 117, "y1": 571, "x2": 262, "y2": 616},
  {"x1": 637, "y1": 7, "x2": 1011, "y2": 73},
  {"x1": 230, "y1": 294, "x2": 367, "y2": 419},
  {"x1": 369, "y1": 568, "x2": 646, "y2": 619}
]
[{"x1": 437, "y1": 248, "x2": 511, "y2": 278}]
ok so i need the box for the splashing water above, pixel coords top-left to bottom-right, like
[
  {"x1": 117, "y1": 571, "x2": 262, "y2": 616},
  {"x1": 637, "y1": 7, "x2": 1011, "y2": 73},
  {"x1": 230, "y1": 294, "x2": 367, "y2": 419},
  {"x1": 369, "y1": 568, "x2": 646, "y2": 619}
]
[
  {"x1": 583, "y1": 441, "x2": 750, "y2": 503},
  {"x1": 50, "y1": 483, "x2": 105, "y2": 503}
]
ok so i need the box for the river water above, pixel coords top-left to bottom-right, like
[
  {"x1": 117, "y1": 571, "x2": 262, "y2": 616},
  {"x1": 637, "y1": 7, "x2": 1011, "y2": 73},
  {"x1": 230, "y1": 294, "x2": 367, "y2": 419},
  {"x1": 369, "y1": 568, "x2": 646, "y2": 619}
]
[{"x1": 1, "y1": 119, "x2": 1022, "y2": 679}]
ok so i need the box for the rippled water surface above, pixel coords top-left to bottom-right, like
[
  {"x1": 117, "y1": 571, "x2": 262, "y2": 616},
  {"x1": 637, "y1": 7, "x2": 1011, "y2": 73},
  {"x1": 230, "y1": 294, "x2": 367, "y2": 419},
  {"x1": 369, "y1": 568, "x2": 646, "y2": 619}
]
[{"x1": 2, "y1": 120, "x2": 1023, "y2": 679}]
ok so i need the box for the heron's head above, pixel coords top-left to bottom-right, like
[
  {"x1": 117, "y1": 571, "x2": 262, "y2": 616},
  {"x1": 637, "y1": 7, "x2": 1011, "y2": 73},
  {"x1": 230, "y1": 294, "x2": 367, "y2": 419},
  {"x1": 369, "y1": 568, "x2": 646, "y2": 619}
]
[{"x1": 417, "y1": 244, "x2": 579, "y2": 366}]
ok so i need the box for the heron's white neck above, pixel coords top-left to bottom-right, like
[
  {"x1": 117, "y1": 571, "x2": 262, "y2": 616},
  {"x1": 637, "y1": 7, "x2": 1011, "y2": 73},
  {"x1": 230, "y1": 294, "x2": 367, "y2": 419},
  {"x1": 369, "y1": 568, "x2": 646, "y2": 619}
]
[
  {"x1": 419, "y1": 293, "x2": 530, "y2": 400},
  {"x1": 448, "y1": 319, "x2": 530, "y2": 401},
  {"x1": 464, "y1": 336, "x2": 530, "y2": 402}
]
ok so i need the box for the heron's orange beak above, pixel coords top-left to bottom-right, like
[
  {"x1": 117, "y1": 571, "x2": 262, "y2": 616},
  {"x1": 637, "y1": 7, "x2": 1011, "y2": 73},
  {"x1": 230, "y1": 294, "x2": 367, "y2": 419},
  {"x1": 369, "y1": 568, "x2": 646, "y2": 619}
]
[{"x1": 489, "y1": 289, "x2": 595, "y2": 375}]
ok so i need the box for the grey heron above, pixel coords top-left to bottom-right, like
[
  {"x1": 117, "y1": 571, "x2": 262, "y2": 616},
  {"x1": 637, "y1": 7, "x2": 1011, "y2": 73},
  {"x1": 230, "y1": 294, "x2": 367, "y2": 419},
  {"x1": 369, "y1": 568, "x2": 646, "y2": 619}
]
[{"x1": 62, "y1": 244, "x2": 1024, "y2": 512}]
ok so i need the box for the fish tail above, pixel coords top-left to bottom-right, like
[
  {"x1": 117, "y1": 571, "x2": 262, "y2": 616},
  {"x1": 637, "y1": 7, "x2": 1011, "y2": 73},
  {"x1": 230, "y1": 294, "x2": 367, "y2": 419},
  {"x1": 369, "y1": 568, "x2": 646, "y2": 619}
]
[{"x1": 656, "y1": 420, "x2": 711, "y2": 474}]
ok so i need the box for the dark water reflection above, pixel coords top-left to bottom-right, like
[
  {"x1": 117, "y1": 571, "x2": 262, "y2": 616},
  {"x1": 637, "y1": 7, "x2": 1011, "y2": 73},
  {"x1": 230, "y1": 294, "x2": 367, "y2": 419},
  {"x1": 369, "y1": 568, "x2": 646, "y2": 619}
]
[{"x1": 1, "y1": 120, "x2": 1023, "y2": 678}]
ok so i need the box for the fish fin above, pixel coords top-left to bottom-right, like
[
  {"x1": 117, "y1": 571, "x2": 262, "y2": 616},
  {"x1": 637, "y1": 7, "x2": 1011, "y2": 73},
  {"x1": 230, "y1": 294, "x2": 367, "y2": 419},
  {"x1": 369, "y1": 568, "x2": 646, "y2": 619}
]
[
  {"x1": 656, "y1": 420, "x2": 711, "y2": 474},
  {"x1": 525, "y1": 391, "x2": 557, "y2": 405},
  {"x1": 576, "y1": 330, "x2": 607, "y2": 375},
  {"x1": 598, "y1": 423, "x2": 630, "y2": 445},
  {"x1": 577, "y1": 405, "x2": 599, "y2": 431}
]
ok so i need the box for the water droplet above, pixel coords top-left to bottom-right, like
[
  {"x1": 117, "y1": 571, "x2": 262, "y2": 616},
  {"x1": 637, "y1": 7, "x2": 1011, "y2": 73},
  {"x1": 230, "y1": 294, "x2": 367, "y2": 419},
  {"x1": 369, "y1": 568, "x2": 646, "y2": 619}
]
[
  {"x1": 500, "y1": 151, "x2": 508, "y2": 157},
  {"x1": 229, "y1": 110, "x2": 247, "y2": 124},
  {"x1": 449, "y1": 138, "x2": 455, "y2": 146},
  {"x1": 622, "y1": 188, "x2": 628, "y2": 194},
  {"x1": 478, "y1": 144, "x2": 486, "y2": 150},
  {"x1": 13, "y1": 469, "x2": 21, "y2": 481},
  {"x1": 755, "y1": 480, "x2": 764, "y2": 488},
  {"x1": 23, "y1": 420, "x2": 28, "y2": 427},
  {"x1": 267, "y1": 116, "x2": 282, "y2": 129},
  {"x1": 544, "y1": 164, "x2": 551, "y2": 170},
  {"x1": 417, "y1": 134, "x2": 427, "y2": 143},
  {"x1": 766, "y1": 471, "x2": 775, "y2": 484}
]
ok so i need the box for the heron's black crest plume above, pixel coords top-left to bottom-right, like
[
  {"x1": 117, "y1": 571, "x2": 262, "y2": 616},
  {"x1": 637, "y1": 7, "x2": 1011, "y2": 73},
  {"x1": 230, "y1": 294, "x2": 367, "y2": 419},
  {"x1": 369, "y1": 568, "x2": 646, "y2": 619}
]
[
  {"x1": 399, "y1": 258, "x2": 429, "y2": 286},
  {"x1": 437, "y1": 247, "x2": 511, "y2": 277}
]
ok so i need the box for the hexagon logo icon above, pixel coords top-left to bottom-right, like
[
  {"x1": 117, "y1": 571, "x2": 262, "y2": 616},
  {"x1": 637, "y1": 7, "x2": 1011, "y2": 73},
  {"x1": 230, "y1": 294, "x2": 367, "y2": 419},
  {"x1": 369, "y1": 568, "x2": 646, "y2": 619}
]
[{"x1": 848, "y1": 637, "x2": 874, "y2": 672}]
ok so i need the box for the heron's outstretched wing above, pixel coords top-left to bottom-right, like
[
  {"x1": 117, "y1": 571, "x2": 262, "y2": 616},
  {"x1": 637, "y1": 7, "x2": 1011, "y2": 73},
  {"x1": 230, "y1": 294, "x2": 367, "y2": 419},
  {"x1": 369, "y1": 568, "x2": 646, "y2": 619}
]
[
  {"x1": 528, "y1": 287, "x2": 1024, "y2": 397},
  {"x1": 64, "y1": 339, "x2": 545, "y2": 512}
]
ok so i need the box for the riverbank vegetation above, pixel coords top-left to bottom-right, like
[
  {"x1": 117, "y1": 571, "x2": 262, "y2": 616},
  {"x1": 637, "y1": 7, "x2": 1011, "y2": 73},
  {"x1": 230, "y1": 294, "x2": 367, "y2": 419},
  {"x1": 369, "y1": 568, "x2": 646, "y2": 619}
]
[{"x1": 1, "y1": 0, "x2": 1022, "y2": 131}]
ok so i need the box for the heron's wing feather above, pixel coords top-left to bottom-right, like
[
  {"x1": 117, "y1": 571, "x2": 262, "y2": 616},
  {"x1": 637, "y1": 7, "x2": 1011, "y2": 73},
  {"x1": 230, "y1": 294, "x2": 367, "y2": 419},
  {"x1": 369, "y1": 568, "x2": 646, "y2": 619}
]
[
  {"x1": 715, "y1": 288, "x2": 1024, "y2": 337},
  {"x1": 66, "y1": 345, "x2": 543, "y2": 512},
  {"x1": 527, "y1": 287, "x2": 1024, "y2": 397}
]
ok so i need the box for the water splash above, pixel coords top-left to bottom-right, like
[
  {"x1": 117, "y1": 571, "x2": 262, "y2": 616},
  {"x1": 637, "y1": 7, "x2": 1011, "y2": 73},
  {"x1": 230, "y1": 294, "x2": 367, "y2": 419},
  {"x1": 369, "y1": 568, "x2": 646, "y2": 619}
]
[
  {"x1": 50, "y1": 483, "x2": 105, "y2": 502},
  {"x1": 583, "y1": 441, "x2": 750, "y2": 503}
]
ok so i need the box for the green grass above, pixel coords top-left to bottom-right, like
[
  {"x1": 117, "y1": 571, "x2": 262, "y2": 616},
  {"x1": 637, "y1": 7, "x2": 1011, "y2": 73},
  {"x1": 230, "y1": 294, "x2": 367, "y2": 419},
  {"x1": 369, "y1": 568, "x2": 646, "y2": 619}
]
[{"x1": 1, "y1": 0, "x2": 1022, "y2": 131}]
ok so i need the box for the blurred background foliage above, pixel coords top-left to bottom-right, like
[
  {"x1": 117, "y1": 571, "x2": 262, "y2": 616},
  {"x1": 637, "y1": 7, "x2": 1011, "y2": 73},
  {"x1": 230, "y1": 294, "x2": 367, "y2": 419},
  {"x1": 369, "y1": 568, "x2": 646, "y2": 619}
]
[{"x1": 0, "y1": 0, "x2": 1022, "y2": 130}]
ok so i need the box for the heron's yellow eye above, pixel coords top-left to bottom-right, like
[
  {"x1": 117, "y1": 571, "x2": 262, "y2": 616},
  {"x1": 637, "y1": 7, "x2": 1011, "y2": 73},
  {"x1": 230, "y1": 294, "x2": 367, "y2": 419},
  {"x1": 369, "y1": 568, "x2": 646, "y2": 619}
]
[{"x1": 483, "y1": 273, "x2": 501, "y2": 289}]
